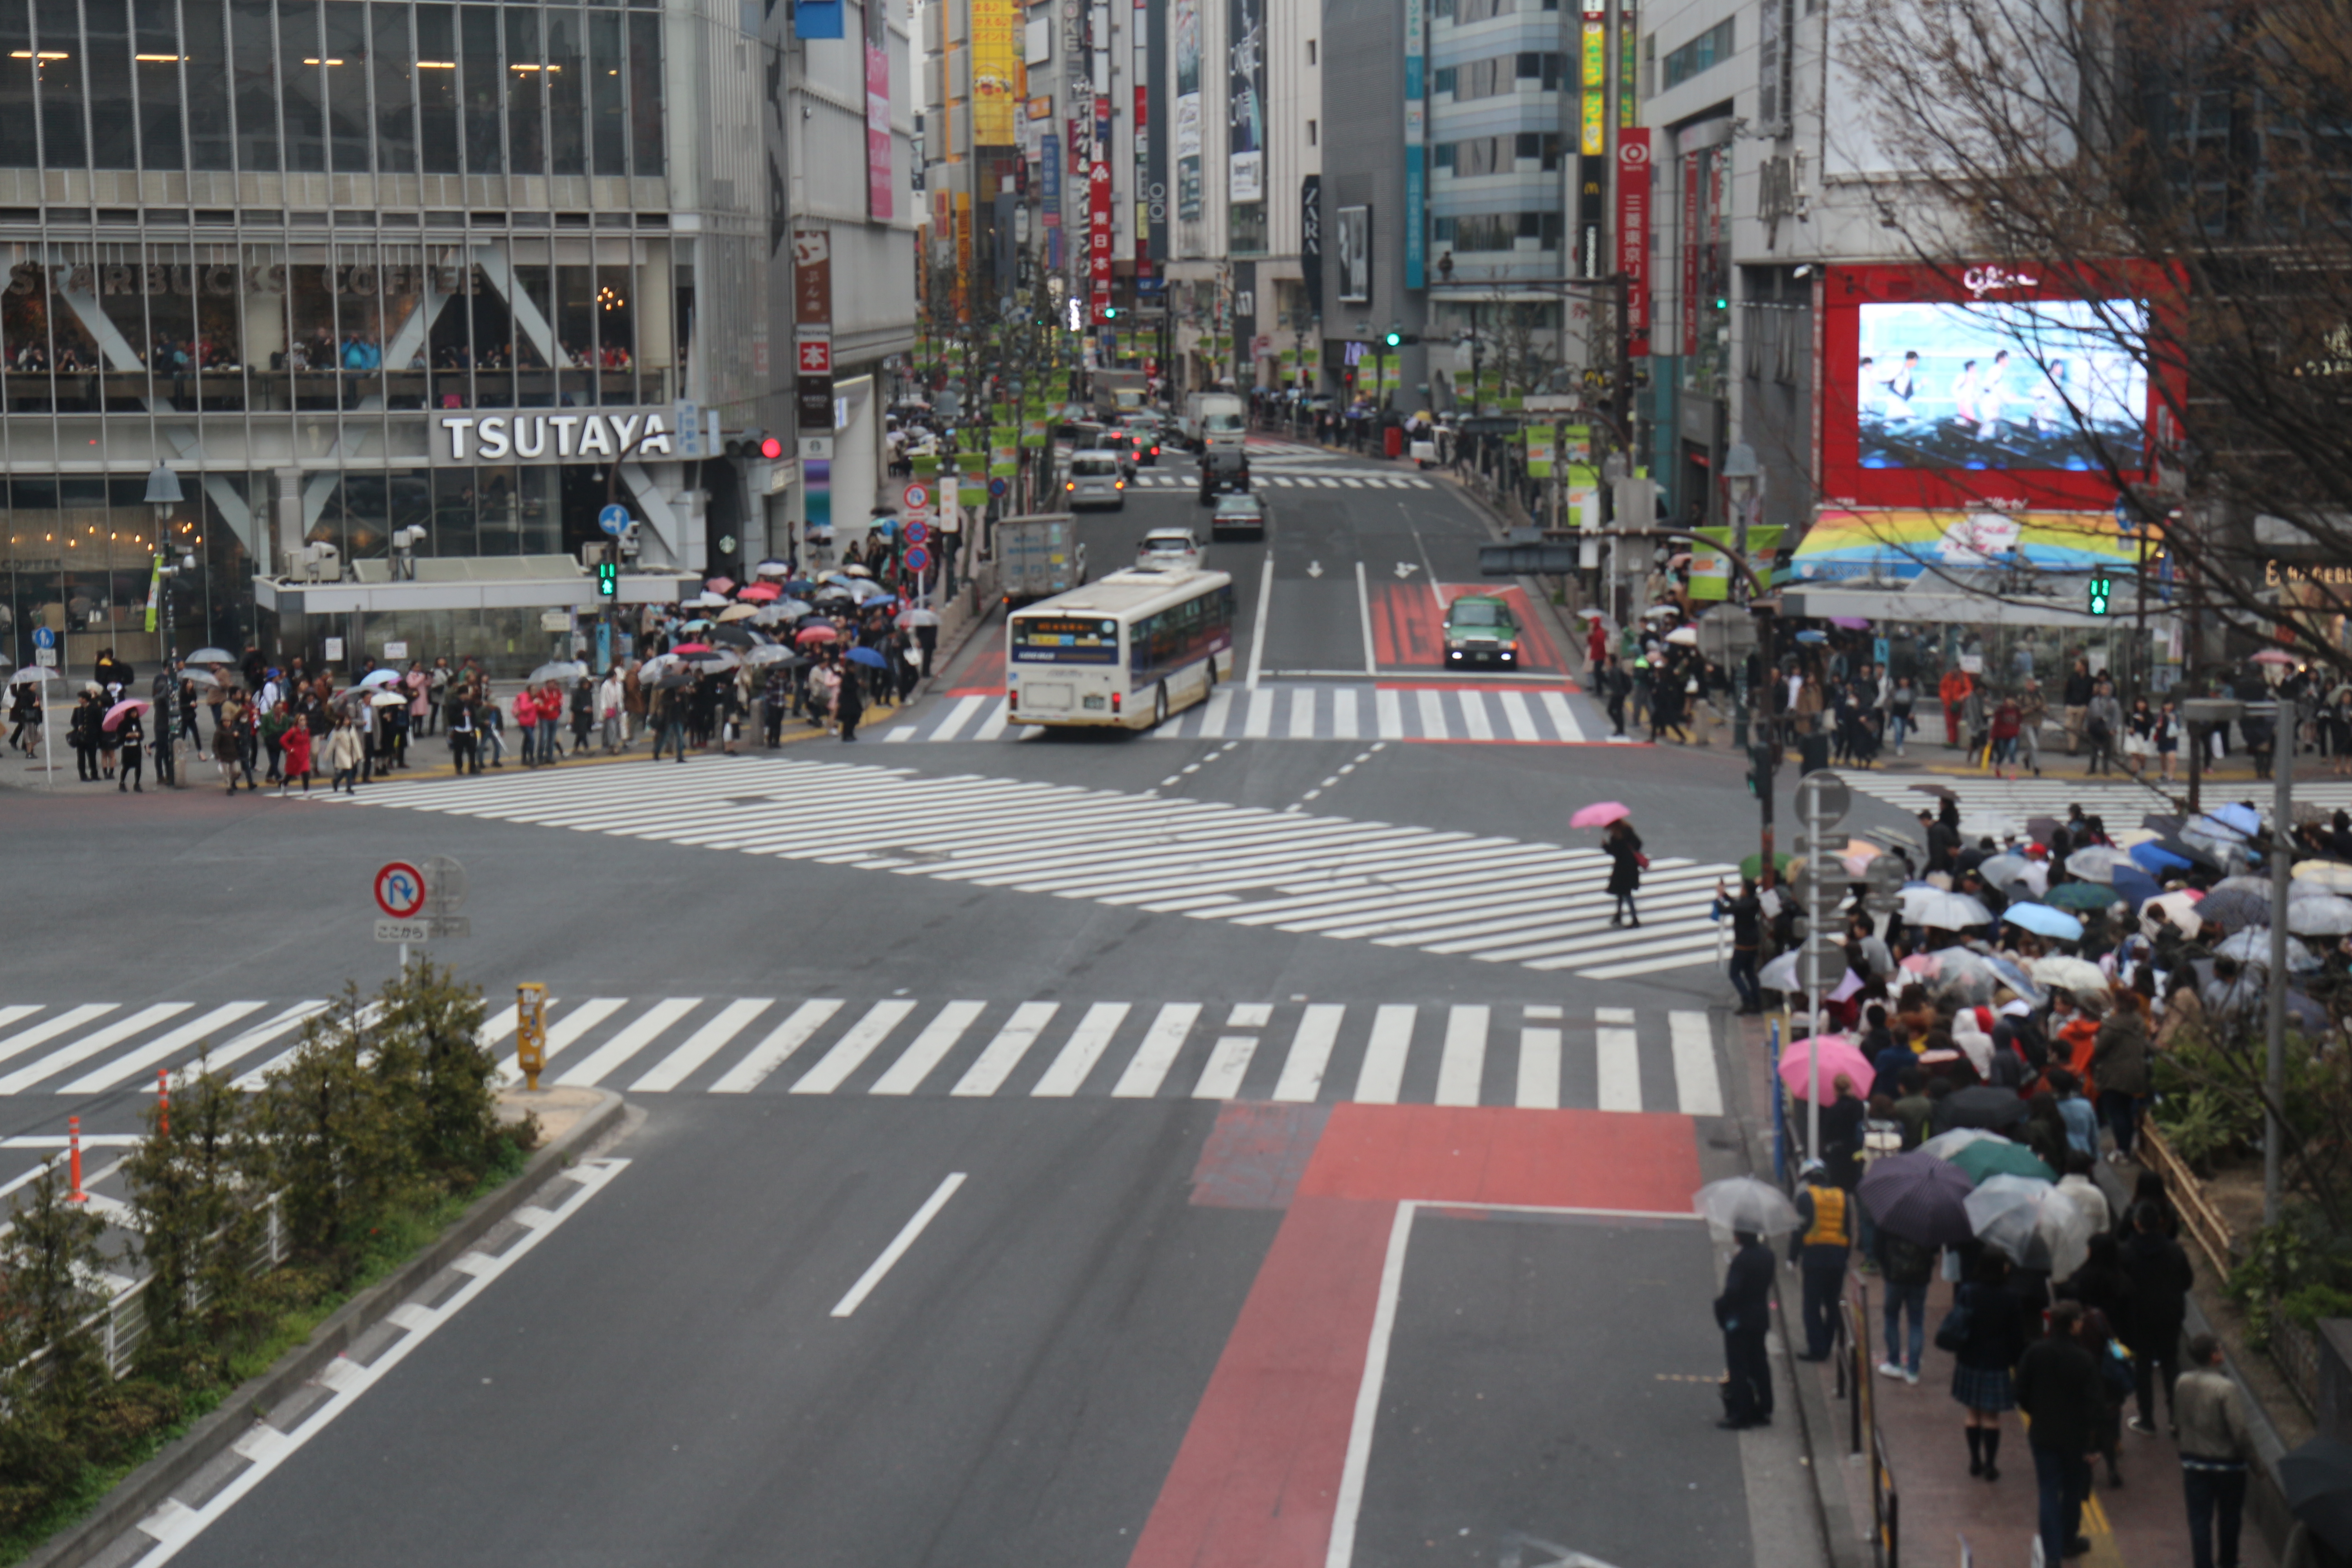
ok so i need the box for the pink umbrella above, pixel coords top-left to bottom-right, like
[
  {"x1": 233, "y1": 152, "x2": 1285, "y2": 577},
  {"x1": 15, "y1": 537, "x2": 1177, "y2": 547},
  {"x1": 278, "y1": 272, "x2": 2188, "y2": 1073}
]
[
  {"x1": 736, "y1": 581, "x2": 782, "y2": 602},
  {"x1": 2252, "y1": 649, "x2": 2296, "y2": 666},
  {"x1": 1830, "y1": 616, "x2": 1872, "y2": 630},
  {"x1": 1777, "y1": 1032, "x2": 1875, "y2": 1101},
  {"x1": 1570, "y1": 801, "x2": 1632, "y2": 829},
  {"x1": 704, "y1": 575, "x2": 736, "y2": 596},
  {"x1": 1899, "y1": 953, "x2": 1937, "y2": 975},
  {"x1": 670, "y1": 642, "x2": 715, "y2": 655},
  {"x1": 795, "y1": 623, "x2": 841, "y2": 645},
  {"x1": 102, "y1": 697, "x2": 152, "y2": 731}
]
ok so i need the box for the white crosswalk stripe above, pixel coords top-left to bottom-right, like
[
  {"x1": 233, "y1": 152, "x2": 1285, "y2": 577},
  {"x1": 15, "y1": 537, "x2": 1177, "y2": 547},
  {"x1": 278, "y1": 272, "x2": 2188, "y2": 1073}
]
[
  {"x1": 881, "y1": 681, "x2": 1607, "y2": 745},
  {"x1": 1123, "y1": 469, "x2": 1432, "y2": 490},
  {"x1": 1838, "y1": 770, "x2": 2352, "y2": 819},
  {"x1": 317, "y1": 753, "x2": 1737, "y2": 979},
  {"x1": 0, "y1": 994, "x2": 1735, "y2": 1112}
]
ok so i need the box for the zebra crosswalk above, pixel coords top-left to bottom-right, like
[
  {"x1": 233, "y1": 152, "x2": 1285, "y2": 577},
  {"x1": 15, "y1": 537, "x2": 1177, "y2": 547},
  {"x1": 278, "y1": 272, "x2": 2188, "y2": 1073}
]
[
  {"x1": 1124, "y1": 470, "x2": 1433, "y2": 490},
  {"x1": 318, "y1": 755, "x2": 1744, "y2": 980},
  {"x1": 885, "y1": 682, "x2": 1607, "y2": 745},
  {"x1": 0, "y1": 995, "x2": 1730, "y2": 1114}
]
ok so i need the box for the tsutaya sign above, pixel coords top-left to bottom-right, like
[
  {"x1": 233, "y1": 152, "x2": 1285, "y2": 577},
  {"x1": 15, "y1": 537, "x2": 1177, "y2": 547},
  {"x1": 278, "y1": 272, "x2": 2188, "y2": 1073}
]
[{"x1": 433, "y1": 410, "x2": 676, "y2": 466}]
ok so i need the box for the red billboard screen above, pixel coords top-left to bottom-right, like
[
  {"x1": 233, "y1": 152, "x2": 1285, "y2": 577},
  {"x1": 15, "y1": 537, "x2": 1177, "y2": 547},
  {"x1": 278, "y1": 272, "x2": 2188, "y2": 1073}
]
[{"x1": 1816, "y1": 261, "x2": 2181, "y2": 512}]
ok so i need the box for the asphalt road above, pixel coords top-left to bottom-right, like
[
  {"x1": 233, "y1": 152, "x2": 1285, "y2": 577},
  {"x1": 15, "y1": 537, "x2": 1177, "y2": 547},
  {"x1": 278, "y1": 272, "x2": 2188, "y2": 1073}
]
[{"x1": 17, "y1": 438, "x2": 1838, "y2": 1568}]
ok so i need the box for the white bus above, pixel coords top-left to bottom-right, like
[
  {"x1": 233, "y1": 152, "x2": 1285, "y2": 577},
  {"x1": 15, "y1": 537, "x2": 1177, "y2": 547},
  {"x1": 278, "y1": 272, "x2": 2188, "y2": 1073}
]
[{"x1": 1006, "y1": 566, "x2": 1237, "y2": 729}]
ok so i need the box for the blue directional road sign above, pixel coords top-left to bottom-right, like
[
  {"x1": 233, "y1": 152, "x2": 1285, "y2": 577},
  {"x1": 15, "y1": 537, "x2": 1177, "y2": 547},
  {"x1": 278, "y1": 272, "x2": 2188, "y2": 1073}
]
[
  {"x1": 31, "y1": 626, "x2": 56, "y2": 649},
  {"x1": 598, "y1": 504, "x2": 632, "y2": 538}
]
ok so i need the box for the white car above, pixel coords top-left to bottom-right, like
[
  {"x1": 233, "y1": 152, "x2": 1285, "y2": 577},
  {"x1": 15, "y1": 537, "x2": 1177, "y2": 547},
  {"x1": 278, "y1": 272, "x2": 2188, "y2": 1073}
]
[
  {"x1": 1136, "y1": 529, "x2": 1201, "y2": 570},
  {"x1": 1064, "y1": 451, "x2": 1128, "y2": 510}
]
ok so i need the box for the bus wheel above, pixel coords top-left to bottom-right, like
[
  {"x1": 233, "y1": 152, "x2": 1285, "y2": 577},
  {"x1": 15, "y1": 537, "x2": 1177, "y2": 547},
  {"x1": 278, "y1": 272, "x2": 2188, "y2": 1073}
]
[{"x1": 1153, "y1": 684, "x2": 1169, "y2": 727}]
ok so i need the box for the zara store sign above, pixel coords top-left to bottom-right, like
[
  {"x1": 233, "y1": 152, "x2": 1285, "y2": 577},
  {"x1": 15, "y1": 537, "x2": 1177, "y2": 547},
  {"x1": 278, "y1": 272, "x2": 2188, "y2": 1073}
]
[{"x1": 433, "y1": 410, "x2": 678, "y2": 466}]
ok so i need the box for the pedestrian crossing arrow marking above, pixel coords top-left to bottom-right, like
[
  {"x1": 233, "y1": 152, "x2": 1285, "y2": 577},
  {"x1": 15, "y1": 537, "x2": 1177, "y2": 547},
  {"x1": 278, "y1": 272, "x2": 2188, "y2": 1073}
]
[
  {"x1": 1308, "y1": 560, "x2": 1324, "y2": 578},
  {"x1": 1499, "y1": 1537, "x2": 1627, "y2": 1568},
  {"x1": 1395, "y1": 562, "x2": 1420, "y2": 578}
]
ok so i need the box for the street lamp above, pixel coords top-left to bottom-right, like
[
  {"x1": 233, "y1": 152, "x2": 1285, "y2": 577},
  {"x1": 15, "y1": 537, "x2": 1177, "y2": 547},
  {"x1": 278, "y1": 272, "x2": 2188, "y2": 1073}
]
[{"x1": 144, "y1": 463, "x2": 185, "y2": 786}]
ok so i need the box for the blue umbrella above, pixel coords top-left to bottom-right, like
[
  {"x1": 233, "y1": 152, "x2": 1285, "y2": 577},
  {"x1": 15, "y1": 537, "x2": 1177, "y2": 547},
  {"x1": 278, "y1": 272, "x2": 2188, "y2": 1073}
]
[
  {"x1": 782, "y1": 579, "x2": 817, "y2": 594},
  {"x1": 1793, "y1": 628, "x2": 1828, "y2": 644},
  {"x1": 844, "y1": 645, "x2": 888, "y2": 669},
  {"x1": 2203, "y1": 803, "x2": 2263, "y2": 839},
  {"x1": 865, "y1": 594, "x2": 899, "y2": 608},
  {"x1": 2131, "y1": 840, "x2": 2194, "y2": 875},
  {"x1": 2111, "y1": 864, "x2": 2164, "y2": 911},
  {"x1": 2002, "y1": 902, "x2": 2083, "y2": 941}
]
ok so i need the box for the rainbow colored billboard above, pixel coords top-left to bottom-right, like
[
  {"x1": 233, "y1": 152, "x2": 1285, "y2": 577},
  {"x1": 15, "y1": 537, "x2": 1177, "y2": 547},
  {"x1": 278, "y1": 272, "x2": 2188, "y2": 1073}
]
[{"x1": 1790, "y1": 508, "x2": 2141, "y2": 583}]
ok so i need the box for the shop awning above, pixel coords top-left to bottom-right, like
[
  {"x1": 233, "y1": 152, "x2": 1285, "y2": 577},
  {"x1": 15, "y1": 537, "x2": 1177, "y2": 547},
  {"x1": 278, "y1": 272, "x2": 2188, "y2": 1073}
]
[
  {"x1": 1779, "y1": 584, "x2": 2173, "y2": 629},
  {"x1": 253, "y1": 555, "x2": 696, "y2": 616}
]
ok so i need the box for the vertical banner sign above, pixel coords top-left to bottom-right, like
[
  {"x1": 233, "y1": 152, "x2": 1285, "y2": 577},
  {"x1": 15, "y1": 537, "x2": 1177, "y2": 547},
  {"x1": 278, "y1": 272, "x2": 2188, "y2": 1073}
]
[
  {"x1": 1299, "y1": 174, "x2": 1323, "y2": 321},
  {"x1": 1133, "y1": 0, "x2": 1151, "y2": 265},
  {"x1": 1041, "y1": 133, "x2": 1063, "y2": 229},
  {"x1": 1616, "y1": 127, "x2": 1651, "y2": 357},
  {"x1": 1227, "y1": 0, "x2": 1263, "y2": 202},
  {"x1": 1090, "y1": 98, "x2": 1115, "y2": 322},
  {"x1": 1172, "y1": 0, "x2": 1201, "y2": 221},
  {"x1": 1147, "y1": 0, "x2": 1169, "y2": 260},
  {"x1": 1681, "y1": 152, "x2": 1700, "y2": 357},
  {"x1": 1403, "y1": 0, "x2": 1425, "y2": 289},
  {"x1": 1619, "y1": 1, "x2": 1638, "y2": 125},
  {"x1": 954, "y1": 189, "x2": 972, "y2": 322},
  {"x1": 1581, "y1": 16, "x2": 1607, "y2": 155},
  {"x1": 864, "y1": 0, "x2": 892, "y2": 220},
  {"x1": 793, "y1": 227, "x2": 836, "y2": 429},
  {"x1": 972, "y1": 0, "x2": 1019, "y2": 144}
]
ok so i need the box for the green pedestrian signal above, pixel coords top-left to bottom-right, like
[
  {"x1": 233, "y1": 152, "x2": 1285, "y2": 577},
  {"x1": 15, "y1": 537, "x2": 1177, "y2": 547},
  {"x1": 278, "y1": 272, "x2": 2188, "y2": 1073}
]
[
  {"x1": 597, "y1": 560, "x2": 618, "y2": 599},
  {"x1": 2087, "y1": 576, "x2": 2112, "y2": 615},
  {"x1": 1383, "y1": 330, "x2": 1403, "y2": 348}
]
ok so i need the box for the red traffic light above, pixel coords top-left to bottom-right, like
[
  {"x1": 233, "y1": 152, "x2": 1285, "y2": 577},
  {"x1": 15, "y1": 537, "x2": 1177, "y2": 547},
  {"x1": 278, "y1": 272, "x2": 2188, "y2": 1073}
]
[{"x1": 760, "y1": 436, "x2": 784, "y2": 461}]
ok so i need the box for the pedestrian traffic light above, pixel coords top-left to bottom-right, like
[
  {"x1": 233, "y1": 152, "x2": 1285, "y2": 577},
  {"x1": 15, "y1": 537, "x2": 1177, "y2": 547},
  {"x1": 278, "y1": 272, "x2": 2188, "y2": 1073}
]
[
  {"x1": 2087, "y1": 576, "x2": 2112, "y2": 615},
  {"x1": 759, "y1": 435, "x2": 784, "y2": 461},
  {"x1": 1384, "y1": 329, "x2": 1403, "y2": 348},
  {"x1": 596, "y1": 559, "x2": 617, "y2": 599}
]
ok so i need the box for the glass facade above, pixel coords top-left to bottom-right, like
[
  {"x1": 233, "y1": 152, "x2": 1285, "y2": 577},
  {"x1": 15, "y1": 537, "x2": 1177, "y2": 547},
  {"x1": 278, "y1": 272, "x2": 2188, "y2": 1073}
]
[
  {"x1": 0, "y1": 0, "x2": 713, "y2": 670},
  {"x1": 0, "y1": 0, "x2": 665, "y2": 181}
]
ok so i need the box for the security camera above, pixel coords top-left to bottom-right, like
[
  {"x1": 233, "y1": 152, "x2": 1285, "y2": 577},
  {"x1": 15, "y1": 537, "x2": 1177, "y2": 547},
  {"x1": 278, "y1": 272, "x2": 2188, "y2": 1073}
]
[{"x1": 392, "y1": 526, "x2": 427, "y2": 549}]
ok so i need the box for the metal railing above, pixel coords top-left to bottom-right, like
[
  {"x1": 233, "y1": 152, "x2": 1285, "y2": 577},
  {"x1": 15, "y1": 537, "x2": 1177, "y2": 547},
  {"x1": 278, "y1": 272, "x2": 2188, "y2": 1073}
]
[
  {"x1": 18, "y1": 1193, "x2": 286, "y2": 1389},
  {"x1": 1836, "y1": 1284, "x2": 1898, "y2": 1568}
]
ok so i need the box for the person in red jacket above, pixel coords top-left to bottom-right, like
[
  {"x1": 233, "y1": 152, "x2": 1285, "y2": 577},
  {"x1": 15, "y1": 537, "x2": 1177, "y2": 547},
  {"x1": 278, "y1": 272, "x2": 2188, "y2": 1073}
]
[
  {"x1": 1939, "y1": 666, "x2": 1975, "y2": 748},
  {"x1": 513, "y1": 686, "x2": 541, "y2": 766},
  {"x1": 278, "y1": 715, "x2": 313, "y2": 793}
]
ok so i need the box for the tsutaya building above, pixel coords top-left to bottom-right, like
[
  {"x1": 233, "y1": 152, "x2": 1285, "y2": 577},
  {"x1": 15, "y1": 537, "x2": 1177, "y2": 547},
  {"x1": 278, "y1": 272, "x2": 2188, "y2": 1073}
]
[{"x1": 0, "y1": 0, "x2": 905, "y2": 677}]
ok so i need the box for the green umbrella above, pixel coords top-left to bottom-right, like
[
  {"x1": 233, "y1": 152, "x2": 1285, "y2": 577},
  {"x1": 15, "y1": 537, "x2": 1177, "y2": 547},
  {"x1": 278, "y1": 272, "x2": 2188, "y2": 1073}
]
[
  {"x1": 1740, "y1": 851, "x2": 1792, "y2": 881},
  {"x1": 2047, "y1": 882, "x2": 2118, "y2": 912},
  {"x1": 1949, "y1": 1138, "x2": 2054, "y2": 1185}
]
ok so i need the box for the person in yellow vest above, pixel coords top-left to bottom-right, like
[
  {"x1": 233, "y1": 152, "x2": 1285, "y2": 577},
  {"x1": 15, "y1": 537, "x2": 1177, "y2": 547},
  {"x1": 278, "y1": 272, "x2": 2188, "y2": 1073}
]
[{"x1": 1790, "y1": 1159, "x2": 1853, "y2": 1362}]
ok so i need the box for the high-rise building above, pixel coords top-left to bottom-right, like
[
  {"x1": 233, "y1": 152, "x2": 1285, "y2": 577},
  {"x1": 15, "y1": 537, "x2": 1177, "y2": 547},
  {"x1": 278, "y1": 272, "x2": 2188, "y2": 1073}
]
[{"x1": 0, "y1": 0, "x2": 913, "y2": 676}]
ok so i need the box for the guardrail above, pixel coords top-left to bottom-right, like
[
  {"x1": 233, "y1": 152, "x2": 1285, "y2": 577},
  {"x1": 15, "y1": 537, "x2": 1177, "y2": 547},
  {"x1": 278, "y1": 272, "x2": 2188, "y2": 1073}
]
[
  {"x1": 1838, "y1": 1284, "x2": 1898, "y2": 1568},
  {"x1": 16, "y1": 1193, "x2": 286, "y2": 1391}
]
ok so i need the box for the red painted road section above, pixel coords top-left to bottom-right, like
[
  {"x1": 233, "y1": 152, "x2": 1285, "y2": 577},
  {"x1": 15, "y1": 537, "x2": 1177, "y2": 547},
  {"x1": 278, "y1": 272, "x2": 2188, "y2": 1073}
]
[
  {"x1": 1368, "y1": 583, "x2": 1564, "y2": 673},
  {"x1": 1129, "y1": 1105, "x2": 1701, "y2": 1568},
  {"x1": 946, "y1": 640, "x2": 1007, "y2": 697}
]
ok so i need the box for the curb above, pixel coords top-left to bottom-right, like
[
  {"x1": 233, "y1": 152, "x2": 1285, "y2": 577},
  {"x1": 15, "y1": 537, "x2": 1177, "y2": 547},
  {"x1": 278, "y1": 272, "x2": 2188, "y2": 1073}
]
[{"x1": 23, "y1": 1088, "x2": 628, "y2": 1568}]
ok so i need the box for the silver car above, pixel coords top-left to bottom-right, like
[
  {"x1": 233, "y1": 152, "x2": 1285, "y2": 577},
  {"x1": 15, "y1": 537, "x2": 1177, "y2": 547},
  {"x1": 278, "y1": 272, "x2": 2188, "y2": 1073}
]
[{"x1": 1064, "y1": 451, "x2": 1128, "y2": 510}]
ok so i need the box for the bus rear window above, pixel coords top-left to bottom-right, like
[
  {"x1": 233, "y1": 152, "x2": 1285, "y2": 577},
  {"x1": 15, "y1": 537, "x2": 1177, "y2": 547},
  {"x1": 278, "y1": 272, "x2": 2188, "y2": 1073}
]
[{"x1": 1013, "y1": 616, "x2": 1121, "y2": 663}]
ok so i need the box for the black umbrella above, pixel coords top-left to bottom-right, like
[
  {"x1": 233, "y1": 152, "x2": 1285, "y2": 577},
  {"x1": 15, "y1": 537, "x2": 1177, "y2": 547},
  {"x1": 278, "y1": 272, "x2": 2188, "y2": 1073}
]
[
  {"x1": 709, "y1": 624, "x2": 757, "y2": 648},
  {"x1": 655, "y1": 671, "x2": 695, "y2": 691},
  {"x1": 1856, "y1": 1150, "x2": 1979, "y2": 1246},
  {"x1": 2026, "y1": 815, "x2": 2061, "y2": 844},
  {"x1": 1932, "y1": 1085, "x2": 2032, "y2": 1132},
  {"x1": 2281, "y1": 1438, "x2": 2352, "y2": 1553}
]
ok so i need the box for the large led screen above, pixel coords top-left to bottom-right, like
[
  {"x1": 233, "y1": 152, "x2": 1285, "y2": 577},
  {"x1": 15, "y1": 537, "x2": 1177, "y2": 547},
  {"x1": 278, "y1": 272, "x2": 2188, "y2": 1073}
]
[{"x1": 1856, "y1": 299, "x2": 2148, "y2": 472}]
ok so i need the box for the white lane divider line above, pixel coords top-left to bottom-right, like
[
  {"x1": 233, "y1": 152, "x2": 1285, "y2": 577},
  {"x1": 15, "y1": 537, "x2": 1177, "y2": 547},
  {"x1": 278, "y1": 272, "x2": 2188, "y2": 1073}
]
[
  {"x1": 1325, "y1": 1201, "x2": 1417, "y2": 1568},
  {"x1": 829, "y1": 1171, "x2": 968, "y2": 1319},
  {"x1": 127, "y1": 1158, "x2": 630, "y2": 1568}
]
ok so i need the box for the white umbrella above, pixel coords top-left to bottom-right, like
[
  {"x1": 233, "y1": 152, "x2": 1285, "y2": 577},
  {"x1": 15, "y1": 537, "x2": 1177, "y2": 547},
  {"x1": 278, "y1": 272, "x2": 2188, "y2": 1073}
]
[
  {"x1": 182, "y1": 646, "x2": 237, "y2": 665},
  {"x1": 843, "y1": 563, "x2": 875, "y2": 578},
  {"x1": 2064, "y1": 846, "x2": 2129, "y2": 883},
  {"x1": 2289, "y1": 896, "x2": 2352, "y2": 937},
  {"x1": 7, "y1": 666, "x2": 58, "y2": 686},
  {"x1": 2141, "y1": 890, "x2": 2204, "y2": 941},
  {"x1": 692, "y1": 590, "x2": 732, "y2": 608},
  {"x1": 357, "y1": 668, "x2": 403, "y2": 689},
  {"x1": 2293, "y1": 860, "x2": 2352, "y2": 891},
  {"x1": 2214, "y1": 927, "x2": 2323, "y2": 973},
  {"x1": 369, "y1": 690, "x2": 408, "y2": 708},
  {"x1": 1904, "y1": 888, "x2": 1994, "y2": 929},
  {"x1": 2031, "y1": 955, "x2": 2110, "y2": 994},
  {"x1": 1979, "y1": 853, "x2": 2032, "y2": 887},
  {"x1": 1965, "y1": 1175, "x2": 2092, "y2": 1278},
  {"x1": 1692, "y1": 1176, "x2": 1802, "y2": 1236},
  {"x1": 1758, "y1": 950, "x2": 1802, "y2": 994},
  {"x1": 1956, "y1": 813, "x2": 2023, "y2": 843},
  {"x1": 753, "y1": 559, "x2": 792, "y2": 577},
  {"x1": 1665, "y1": 626, "x2": 1699, "y2": 646},
  {"x1": 898, "y1": 608, "x2": 941, "y2": 628}
]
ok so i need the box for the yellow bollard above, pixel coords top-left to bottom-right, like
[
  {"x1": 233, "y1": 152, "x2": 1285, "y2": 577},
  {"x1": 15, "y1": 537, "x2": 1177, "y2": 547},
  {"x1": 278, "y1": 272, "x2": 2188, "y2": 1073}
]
[{"x1": 516, "y1": 983, "x2": 548, "y2": 1091}]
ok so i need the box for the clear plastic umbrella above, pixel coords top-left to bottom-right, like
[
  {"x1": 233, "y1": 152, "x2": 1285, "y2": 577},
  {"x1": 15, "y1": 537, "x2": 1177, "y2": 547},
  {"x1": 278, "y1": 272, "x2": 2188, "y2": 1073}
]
[
  {"x1": 1965, "y1": 1174, "x2": 2092, "y2": 1278},
  {"x1": 1904, "y1": 889, "x2": 1994, "y2": 929},
  {"x1": 2294, "y1": 861, "x2": 2352, "y2": 892},
  {"x1": 1920, "y1": 1127, "x2": 2006, "y2": 1161},
  {"x1": 1693, "y1": 1176, "x2": 1802, "y2": 1236},
  {"x1": 2215, "y1": 927, "x2": 2323, "y2": 974},
  {"x1": 2032, "y1": 955, "x2": 2110, "y2": 994},
  {"x1": 2065, "y1": 846, "x2": 2130, "y2": 883},
  {"x1": 2290, "y1": 896, "x2": 2352, "y2": 937}
]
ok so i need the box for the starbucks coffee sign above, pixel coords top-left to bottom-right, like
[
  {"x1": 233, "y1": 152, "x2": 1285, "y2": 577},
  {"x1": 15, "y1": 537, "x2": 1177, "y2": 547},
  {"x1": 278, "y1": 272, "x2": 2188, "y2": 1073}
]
[{"x1": 434, "y1": 410, "x2": 678, "y2": 466}]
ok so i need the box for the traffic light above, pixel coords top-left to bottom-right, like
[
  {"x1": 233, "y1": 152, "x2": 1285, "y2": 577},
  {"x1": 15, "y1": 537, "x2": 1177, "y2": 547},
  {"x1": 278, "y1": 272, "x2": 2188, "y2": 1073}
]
[
  {"x1": 760, "y1": 435, "x2": 784, "y2": 460},
  {"x1": 2087, "y1": 576, "x2": 2112, "y2": 615},
  {"x1": 1384, "y1": 328, "x2": 1403, "y2": 348},
  {"x1": 596, "y1": 559, "x2": 617, "y2": 599}
]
